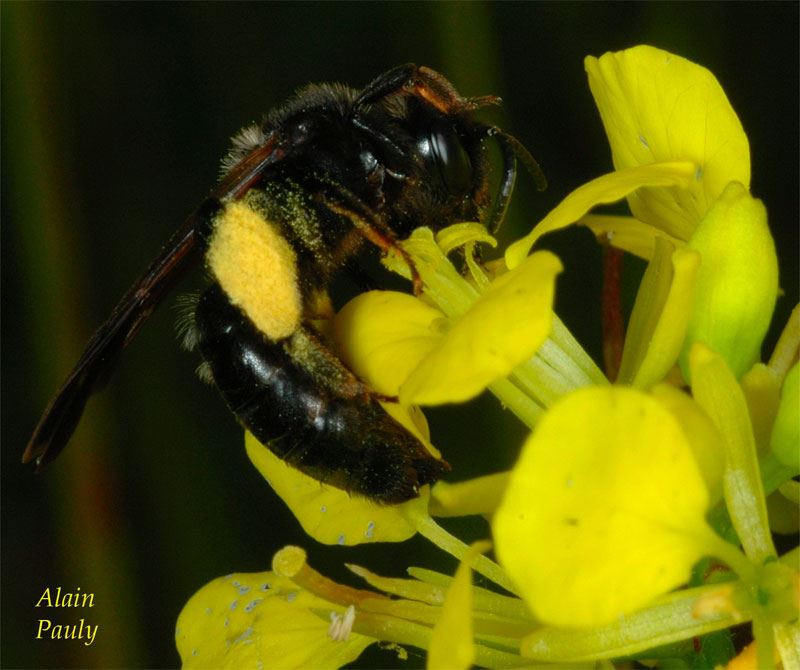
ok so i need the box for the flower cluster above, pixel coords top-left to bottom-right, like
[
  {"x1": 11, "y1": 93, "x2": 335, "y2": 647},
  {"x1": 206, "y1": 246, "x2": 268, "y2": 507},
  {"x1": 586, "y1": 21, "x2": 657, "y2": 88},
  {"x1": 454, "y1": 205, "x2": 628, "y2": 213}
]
[{"x1": 176, "y1": 46, "x2": 798, "y2": 669}]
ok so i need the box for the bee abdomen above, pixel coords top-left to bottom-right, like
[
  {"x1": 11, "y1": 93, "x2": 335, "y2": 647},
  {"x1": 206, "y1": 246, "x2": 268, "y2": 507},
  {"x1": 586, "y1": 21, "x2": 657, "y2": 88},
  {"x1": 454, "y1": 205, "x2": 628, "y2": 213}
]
[{"x1": 194, "y1": 282, "x2": 448, "y2": 503}]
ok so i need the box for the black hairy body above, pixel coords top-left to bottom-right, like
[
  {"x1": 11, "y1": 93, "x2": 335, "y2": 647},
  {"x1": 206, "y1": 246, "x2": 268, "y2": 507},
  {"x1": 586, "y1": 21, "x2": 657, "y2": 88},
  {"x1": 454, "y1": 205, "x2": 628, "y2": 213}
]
[{"x1": 25, "y1": 64, "x2": 544, "y2": 503}]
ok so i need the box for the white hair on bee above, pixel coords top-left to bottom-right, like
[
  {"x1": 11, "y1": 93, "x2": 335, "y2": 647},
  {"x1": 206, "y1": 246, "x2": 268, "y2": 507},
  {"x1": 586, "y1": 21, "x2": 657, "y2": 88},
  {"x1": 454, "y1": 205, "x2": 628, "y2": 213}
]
[
  {"x1": 220, "y1": 123, "x2": 267, "y2": 175},
  {"x1": 175, "y1": 293, "x2": 215, "y2": 384},
  {"x1": 195, "y1": 361, "x2": 215, "y2": 385},
  {"x1": 327, "y1": 605, "x2": 356, "y2": 642},
  {"x1": 174, "y1": 292, "x2": 202, "y2": 351}
]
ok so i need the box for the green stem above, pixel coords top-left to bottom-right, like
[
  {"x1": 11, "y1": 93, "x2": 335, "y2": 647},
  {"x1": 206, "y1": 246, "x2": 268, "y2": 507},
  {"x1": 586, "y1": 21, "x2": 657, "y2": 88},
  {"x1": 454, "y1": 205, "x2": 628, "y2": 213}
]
[
  {"x1": 488, "y1": 377, "x2": 545, "y2": 428},
  {"x1": 346, "y1": 610, "x2": 530, "y2": 668},
  {"x1": 550, "y1": 313, "x2": 609, "y2": 386},
  {"x1": 408, "y1": 567, "x2": 535, "y2": 621},
  {"x1": 752, "y1": 614, "x2": 776, "y2": 670},
  {"x1": 521, "y1": 582, "x2": 754, "y2": 662},
  {"x1": 506, "y1": 326, "x2": 605, "y2": 410},
  {"x1": 704, "y1": 532, "x2": 758, "y2": 583},
  {"x1": 511, "y1": 354, "x2": 582, "y2": 406},
  {"x1": 405, "y1": 508, "x2": 519, "y2": 596}
]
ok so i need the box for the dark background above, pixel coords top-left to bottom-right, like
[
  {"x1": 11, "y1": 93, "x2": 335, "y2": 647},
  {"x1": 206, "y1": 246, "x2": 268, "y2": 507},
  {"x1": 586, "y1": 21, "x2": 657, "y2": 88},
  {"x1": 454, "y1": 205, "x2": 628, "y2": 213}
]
[{"x1": 2, "y1": 3, "x2": 797, "y2": 668}]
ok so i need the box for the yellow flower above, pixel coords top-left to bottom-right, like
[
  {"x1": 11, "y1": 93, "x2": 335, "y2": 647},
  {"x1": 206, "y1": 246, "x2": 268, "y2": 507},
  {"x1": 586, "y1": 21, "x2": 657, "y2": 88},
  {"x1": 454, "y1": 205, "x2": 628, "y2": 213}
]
[
  {"x1": 177, "y1": 45, "x2": 797, "y2": 670},
  {"x1": 334, "y1": 243, "x2": 563, "y2": 406},
  {"x1": 241, "y1": 224, "x2": 564, "y2": 548},
  {"x1": 493, "y1": 385, "x2": 720, "y2": 627},
  {"x1": 507, "y1": 45, "x2": 778, "y2": 384},
  {"x1": 681, "y1": 181, "x2": 777, "y2": 380},
  {"x1": 177, "y1": 545, "x2": 537, "y2": 669},
  {"x1": 176, "y1": 568, "x2": 372, "y2": 669},
  {"x1": 490, "y1": 46, "x2": 794, "y2": 660}
]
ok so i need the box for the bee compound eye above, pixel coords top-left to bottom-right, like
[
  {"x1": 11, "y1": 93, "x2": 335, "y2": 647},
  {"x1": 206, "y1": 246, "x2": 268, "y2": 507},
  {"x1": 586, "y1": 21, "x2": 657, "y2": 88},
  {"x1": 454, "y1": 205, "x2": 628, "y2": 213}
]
[{"x1": 427, "y1": 117, "x2": 472, "y2": 195}]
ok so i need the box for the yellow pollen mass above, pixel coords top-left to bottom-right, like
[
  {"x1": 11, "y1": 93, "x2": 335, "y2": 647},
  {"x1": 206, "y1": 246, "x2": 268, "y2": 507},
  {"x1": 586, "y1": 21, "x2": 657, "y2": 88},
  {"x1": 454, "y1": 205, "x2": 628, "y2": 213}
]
[{"x1": 207, "y1": 201, "x2": 302, "y2": 340}]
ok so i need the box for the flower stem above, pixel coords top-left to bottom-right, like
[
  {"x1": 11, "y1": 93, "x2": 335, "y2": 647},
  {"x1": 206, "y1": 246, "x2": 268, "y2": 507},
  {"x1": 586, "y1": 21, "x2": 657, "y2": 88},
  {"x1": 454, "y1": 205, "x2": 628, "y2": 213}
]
[
  {"x1": 550, "y1": 313, "x2": 608, "y2": 386},
  {"x1": 409, "y1": 566, "x2": 535, "y2": 621},
  {"x1": 752, "y1": 615, "x2": 776, "y2": 670},
  {"x1": 348, "y1": 610, "x2": 529, "y2": 668},
  {"x1": 703, "y1": 533, "x2": 758, "y2": 584},
  {"x1": 488, "y1": 377, "x2": 544, "y2": 428},
  {"x1": 521, "y1": 582, "x2": 753, "y2": 662},
  {"x1": 404, "y1": 507, "x2": 518, "y2": 595}
]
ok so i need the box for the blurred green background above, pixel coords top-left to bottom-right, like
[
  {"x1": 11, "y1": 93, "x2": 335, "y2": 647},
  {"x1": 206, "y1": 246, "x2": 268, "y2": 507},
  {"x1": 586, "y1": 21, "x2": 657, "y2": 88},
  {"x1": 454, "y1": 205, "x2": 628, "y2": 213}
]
[{"x1": 2, "y1": 3, "x2": 797, "y2": 668}]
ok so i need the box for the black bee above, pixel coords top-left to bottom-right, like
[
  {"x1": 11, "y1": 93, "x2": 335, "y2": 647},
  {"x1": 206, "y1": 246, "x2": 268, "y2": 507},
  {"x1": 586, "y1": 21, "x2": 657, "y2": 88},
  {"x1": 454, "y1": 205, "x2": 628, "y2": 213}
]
[{"x1": 24, "y1": 64, "x2": 545, "y2": 504}]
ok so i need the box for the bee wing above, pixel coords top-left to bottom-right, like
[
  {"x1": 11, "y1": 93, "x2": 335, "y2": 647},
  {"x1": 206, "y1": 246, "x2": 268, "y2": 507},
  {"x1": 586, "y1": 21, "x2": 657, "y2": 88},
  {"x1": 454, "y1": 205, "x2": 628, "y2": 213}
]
[{"x1": 24, "y1": 135, "x2": 286, "y2": 468}]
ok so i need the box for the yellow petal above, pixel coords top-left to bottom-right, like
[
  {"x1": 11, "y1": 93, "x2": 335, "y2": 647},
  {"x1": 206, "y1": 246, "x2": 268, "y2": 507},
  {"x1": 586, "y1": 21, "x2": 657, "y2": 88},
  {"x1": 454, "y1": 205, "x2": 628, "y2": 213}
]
[
  {"x1": 680, "y1": 183, "x2": 778, "y2": 380},
  {"x1": 427, "y1": 542, "x2": 490, "y2": 670},
  {"x1": 176, "y1": 571, "x2": 372, "y2": 669},
  {"x1": 580, "y1": 214, "x2": 683, "y2": 260},
  {"x1": 333, "y1": 290, "x2": 445, "y2": 397},
  {"x1": 651, "y1": 383, "x2": 725, "y2": 504},
  {"x1": 429, "y1": 472, "x2": 510, "y2": 518},
  {"x1": 400, "y1": 251, "x2": 562, "y2": 405},
  {"x1": 586, "y1": 46, "x2": 750, "y2": 239},
  {"x1": 245, "y1": 432, "x2": 428, "y2": 545},
  {"x1": 618, "y1": 239, "x2": 700, "y2": 388},
  {"x1": 493, "y1": 386, "x2": 714, "y2": 627},
  {"x1": 505, "y1": 162, "x2": 695, "y2": 269}
]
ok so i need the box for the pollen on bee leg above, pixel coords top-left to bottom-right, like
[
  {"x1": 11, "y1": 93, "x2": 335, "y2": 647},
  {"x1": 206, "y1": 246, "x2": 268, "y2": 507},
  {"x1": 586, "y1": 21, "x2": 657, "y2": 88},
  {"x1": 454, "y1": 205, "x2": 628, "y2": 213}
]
[
  {"x1": 328, "y1": 605, "x2": 356, "y2": 642},
  {"x1": 207, "y1": 200, "x2": 302, "y2": 340}
]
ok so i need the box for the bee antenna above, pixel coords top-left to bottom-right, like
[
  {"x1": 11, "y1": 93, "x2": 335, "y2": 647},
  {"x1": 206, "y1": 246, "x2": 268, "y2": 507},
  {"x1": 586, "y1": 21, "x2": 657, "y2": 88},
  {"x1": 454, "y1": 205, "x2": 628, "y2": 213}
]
[
  {"x1": 483, "y1": 127, "x2": 547, "y2": 234},
  {"x1": 492, "y1": 128, "x2": 547, "y2": 192}
]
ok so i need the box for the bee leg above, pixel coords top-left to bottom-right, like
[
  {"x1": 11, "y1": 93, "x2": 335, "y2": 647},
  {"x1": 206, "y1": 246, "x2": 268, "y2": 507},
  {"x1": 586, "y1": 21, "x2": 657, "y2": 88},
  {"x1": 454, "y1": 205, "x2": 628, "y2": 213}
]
[
  {"x1": 355, "y1": 64, "x2": 501, "y2": 115},
  {"x1": 354, "y1": 63, "x2": 419, "y2": 106},
  {"x1": 306, "y1": 290, "x2": 336, "y2": 321},
  {"x1": 323, "y1": 198, "x2": 423, "y2": 296},
  {"x1": 409, "y1": 66, "x2": 501, "y2": 114}
]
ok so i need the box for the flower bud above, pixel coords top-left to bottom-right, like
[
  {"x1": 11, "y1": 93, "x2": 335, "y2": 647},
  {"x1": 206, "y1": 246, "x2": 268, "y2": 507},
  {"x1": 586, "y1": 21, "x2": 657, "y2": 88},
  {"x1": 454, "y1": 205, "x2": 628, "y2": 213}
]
[{"x1": 680, "y1": 182, "x2": 778, "y2": 379}]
